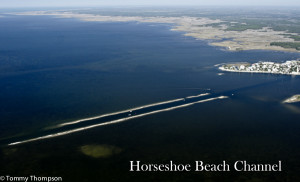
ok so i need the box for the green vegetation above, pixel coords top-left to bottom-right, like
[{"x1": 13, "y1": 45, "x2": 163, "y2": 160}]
[
  {"x1": 225, "y1": 23, "x2": 263, "y2": 31},
  {"x1": 73, "y1": 7, "x2": 300, "y2": 35},
  {"x1": 280, "y1": 34, "x2": 300, "y2": 41},
  {"x1": 272, "y1": 25, "x2": 300, "y2": 34},
  {"x1": 205, "y1": 16, "x2": 300, "y2": 34},
  {"x1": 289, "y1": 35, "x2": 300, "y2": 41},
  {"x1": 270, "y1": 42, "x2": 300, "y2": 50},
  {"x1": 203, "y1": 22, "x2": 227, "y2": 28}
]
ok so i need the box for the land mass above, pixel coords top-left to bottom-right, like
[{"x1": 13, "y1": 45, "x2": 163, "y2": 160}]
[
  {"x1": 10, "y1": 7, "x2": 300, "y2": 53},
  {"x1": 283, "y1": 95, "x2": 300, "y2": 103},
  {"x1": 219, "y1": 60, "x2": 300, "y2": 75}
]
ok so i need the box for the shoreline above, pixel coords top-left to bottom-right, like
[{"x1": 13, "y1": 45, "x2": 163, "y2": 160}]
[
  {"x1": 9, "y1": 10, "x2": 300, "y2": 53},
  {"x1": 218, "y1": 60, "x2": 300, "y2": 76},
  {"x1": 283, "y1": 95, "x2": 300, "y2": 103},
  {"x1": 219, "y1": 67, "x2": 300, "y2": 76}
]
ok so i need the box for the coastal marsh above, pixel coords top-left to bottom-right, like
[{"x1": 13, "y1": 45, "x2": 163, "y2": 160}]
[{"x1": 14, "y1": 7, "x2": 300, "y2": 52}]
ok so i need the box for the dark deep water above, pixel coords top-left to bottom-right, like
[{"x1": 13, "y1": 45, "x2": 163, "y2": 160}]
[{"x1": 0, "y1": 14, "x2": 300, "y2": 181}]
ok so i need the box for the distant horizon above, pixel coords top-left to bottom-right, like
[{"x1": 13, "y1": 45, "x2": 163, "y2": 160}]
[
  {"x1": 1, "y1": 0, "x2": 300, "y2": 8},
  {"x1": 1, "y1": 5, "x2": 300, "y2": 9}
]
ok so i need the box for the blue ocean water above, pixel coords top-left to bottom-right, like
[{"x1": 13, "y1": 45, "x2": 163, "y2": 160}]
[{"x1": 0, "y1": 14, "x2": 300, "y2": 181}]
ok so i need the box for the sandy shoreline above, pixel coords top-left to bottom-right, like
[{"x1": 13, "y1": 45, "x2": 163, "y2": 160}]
[
  {"x1": 11, "y1": 10, "x2": 300, "y2": 53},
  {"x1": 283, "y1": 95, "x2": 300, "y2": 103}
]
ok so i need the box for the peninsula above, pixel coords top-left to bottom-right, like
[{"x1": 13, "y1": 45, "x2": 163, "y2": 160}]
[
  {"x1": 283, "y1": 95, "x2": 300, "y2": 103},
  {"x1": 11, "y1": 7, "x2": 300, "y2": 53},
  {"x1": 219, "y1": 60, "x2": 300, "y2": 75}
]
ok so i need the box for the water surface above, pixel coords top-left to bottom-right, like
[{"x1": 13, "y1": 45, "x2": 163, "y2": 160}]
[{"x1": 0, "y1": 14, "x2": 300, "y2": 181}]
